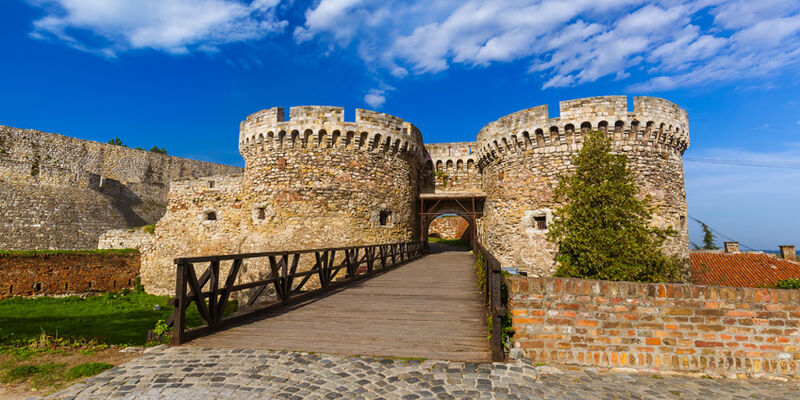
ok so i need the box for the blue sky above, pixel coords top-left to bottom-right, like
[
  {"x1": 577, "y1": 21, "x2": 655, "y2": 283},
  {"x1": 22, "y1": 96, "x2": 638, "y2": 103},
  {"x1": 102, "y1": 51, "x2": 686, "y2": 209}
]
[{"x1": 1, "y1": 0, "x2": 799, "y2": 250}]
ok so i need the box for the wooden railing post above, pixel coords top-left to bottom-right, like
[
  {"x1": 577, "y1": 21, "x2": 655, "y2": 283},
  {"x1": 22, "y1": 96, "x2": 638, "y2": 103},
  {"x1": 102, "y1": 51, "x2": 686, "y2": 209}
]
[
  {"x1": 172, "y1": 260, "x2": 188, "y2": 345},
  {"x1": 208, "y1": 260, "x2": 220, "y2": 330}
]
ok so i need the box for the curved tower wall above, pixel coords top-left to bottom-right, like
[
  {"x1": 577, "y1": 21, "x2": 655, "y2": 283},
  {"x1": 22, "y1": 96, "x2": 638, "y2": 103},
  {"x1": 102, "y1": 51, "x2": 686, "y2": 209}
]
[
  {"x1": 140, "y1": 106, "x2": 426, "y2": 295},
  {"x1": 238, "y1": 106, "x2": 426, "y2": 249},
  {"x1": 476, "y1": 96, "x2": 689, "y2": 277}
]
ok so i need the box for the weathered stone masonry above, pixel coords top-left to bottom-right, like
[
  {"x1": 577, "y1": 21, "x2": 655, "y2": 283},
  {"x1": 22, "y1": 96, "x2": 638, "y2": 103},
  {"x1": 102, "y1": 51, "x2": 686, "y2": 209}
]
[
  {"x1": 139, "y1": 96, "x2": 691, "y2": 293},
  {"x1": 140, "y1": 107, "x2": 427, "y2": 295},
  {"x1": 507, "y1": 276, "x2": 800, "y2": 378},
  {"x1": 0, "y1": 126, "x2": 241, "y2": 250},
  {"x1": 477, "y1": 96, "x2": 689, "y2": 276}
]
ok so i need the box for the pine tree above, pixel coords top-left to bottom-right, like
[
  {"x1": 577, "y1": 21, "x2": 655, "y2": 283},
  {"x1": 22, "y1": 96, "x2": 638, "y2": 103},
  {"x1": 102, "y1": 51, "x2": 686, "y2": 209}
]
[
  {"x1": 546, "y1": 131, "x2": 682, "y2": 282},
  {"x1": 700, "y1": 222, "x2": 718, "y2": 250},
  {"x1": 108, "y1": 137, "x2": 124, "y2": 146}
]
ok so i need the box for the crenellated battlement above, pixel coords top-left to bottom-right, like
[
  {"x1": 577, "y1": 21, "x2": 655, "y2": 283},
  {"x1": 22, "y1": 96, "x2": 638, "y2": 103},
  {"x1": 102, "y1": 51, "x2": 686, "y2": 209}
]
[
  {"x1": 475, "y1": 96, "x2": 689, "y2": 167},
  {"x1": 238, "y1": 106, "x2": 427, "y2": 162}
]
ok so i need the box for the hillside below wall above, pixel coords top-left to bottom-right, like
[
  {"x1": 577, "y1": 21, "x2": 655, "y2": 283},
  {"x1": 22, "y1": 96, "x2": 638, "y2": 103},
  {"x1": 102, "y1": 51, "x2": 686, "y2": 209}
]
[
  {"x1": 0, "y1": 125, "x2": 241, "y2": 250},
  {"x1": 507, "y1": 276, "x2": 800, "y2": 378}
]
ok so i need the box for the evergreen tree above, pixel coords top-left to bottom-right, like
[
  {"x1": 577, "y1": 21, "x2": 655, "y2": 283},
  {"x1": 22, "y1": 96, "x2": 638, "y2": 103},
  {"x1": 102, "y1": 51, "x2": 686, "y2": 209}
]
[
  {"x1": 149, "y1": 146, "x2": 167, "y2": 155},
  {"x1": 108, "y1": 137, "x2": 124, "y2": 146},
  {"x1": 546, "y1": 131, "x2": 682, "y2": 282},
  {"x1": 699, "y1": 222, "x2": 718, "y2": 250}
]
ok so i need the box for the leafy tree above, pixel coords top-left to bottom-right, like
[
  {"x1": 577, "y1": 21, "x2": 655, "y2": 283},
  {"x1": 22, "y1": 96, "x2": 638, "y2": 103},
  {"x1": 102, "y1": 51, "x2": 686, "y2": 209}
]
[
  {"x1": 108, "y1": 137, "x2": 124, "y2": 146},
  {"x1": 699, "y1": 222, "x2": 718, "y2": 250},
  {"x1": 149, "y1": 146, "x2": 167, "y2": 155},
  {"x1": 546, "y1": 131, "x2": 683, "y2": 282}
]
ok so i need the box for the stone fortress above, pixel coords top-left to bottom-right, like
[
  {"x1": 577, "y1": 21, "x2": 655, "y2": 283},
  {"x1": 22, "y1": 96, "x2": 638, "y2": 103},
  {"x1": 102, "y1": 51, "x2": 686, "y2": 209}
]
[
  {"x1": 0, "y1": 95, "x2": 690, "y2": 296},
  {"x1": 137, "y1": 95, "x2": 690, "y2": 294}
]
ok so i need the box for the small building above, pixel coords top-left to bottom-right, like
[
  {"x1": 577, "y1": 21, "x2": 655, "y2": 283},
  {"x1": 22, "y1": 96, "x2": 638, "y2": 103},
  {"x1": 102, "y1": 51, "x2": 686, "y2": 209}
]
[{"x1": 690, "y1": 242, "x2": 800, "y2": 287}]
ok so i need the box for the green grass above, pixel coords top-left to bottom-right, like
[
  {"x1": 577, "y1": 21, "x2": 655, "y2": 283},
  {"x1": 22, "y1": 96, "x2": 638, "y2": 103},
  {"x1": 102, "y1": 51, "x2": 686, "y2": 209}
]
[
  {"x1": 0, "y1": 291, "x2": 236, "y2": 346},
  {"x1": 0, "y1": 249, "x2": 139, "y2": 258},
  {"x1": 67, "y1": 362, "x2": 113, "y2": 379},
  {"x1": 427, "y1": 237, "x2": 471, "y2": 249}
]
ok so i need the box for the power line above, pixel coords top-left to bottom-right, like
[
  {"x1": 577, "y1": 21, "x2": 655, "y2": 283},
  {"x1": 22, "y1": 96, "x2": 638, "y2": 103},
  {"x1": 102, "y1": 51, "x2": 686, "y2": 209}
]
[
  {"x1": 684, "y1": 157, "x2": 800, "y2": 170},
  {"x1": 688, "y1": 215, "x2": 757, "y2": 251}
]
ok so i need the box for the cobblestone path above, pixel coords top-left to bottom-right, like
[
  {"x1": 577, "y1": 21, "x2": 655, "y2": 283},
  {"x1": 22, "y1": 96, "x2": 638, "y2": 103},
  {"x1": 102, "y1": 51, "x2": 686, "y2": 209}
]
[{"x1": 46, "y1": 347, "x2": 799, "y2": 400}]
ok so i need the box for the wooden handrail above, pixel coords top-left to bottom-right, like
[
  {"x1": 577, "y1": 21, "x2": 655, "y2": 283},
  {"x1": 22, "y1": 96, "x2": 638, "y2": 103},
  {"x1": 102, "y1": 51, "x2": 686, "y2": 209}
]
[
  {"x1": 169, "y1": 241, "x2": 426, "y2": 345},
  {"x1": 475, "y1": 242, "x2": 506, "y2": 362}
]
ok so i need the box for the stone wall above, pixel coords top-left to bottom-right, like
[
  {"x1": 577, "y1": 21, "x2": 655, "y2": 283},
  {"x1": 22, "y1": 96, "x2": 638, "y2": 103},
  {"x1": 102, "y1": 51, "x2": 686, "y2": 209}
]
[
  {"x1": 507, "y1": 276, "x2": 800, "y2": 378},
  {"x1": 141, "y1": 107, "x2": 428, "y2": 295},
  {"x1": 422, "y1": 142, "x2": 482, "y2": 193},
  {"x1": 98, "y1": 228, "x2": 155, "y2": 250},
  {"x1": 0, "y1": 251, "x2": 140, "y2": 299},
  {"x1": 0, "y1": 125, "x2": 241, "y2": 250},
  {"x1": 428, "y1": 215, "x2": 471, "y2": 241},
  {"x1": 476, "y1": 96, "x2": 689, "y2": 277}
]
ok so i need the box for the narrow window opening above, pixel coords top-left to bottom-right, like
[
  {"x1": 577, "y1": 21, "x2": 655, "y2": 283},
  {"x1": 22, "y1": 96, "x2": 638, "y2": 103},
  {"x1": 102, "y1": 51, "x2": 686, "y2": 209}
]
[
  {"x1": 206, "y1": 211, "x2": 217, "y2": 221},
  {"x1": 128, "y1": 278, "x2": 132, "y2": 286},
  {"x1": 257, "y1": 207, "x2": 266, "y2": 220},
  {"x1": 208, "y1": 180, "x2": 215, "y2": 189},
  {"x1": 379, "y1": 210, "x2": 393, "y2": 226},
  {"x1": 113, "y1": 281, "x2": 116, "y2": 288},
  {"x1": 64, "y1": 282, "x2": 69, "y2": 291},
  {"x1": 34, "y1": 282, "x2": 42, "y2": 291},
  {"x1": 534, "y1": 216, "x2": 547, "y2": 230},
  {"x1": 88, "y1": 281, "x2": 93, "y2": 289},
  {"x1": 9, "y1": 285, "x2": 12, "y2": 295}
]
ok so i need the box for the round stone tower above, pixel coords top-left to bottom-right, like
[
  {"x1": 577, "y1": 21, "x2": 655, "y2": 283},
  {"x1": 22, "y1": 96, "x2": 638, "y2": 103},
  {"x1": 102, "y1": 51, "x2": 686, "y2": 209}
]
[
  {"x1": 237, "y1": 106, "x2": 427, "y2": 251},
  {"x1": 476, "y1": 96, "x2": 689, "y2": 276}
]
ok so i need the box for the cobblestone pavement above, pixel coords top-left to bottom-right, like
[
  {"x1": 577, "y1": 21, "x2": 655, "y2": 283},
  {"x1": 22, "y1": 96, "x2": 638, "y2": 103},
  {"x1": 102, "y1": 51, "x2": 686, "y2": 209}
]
[{"x1": 44, "y1": 347, "x2": 799, "y2": 400}]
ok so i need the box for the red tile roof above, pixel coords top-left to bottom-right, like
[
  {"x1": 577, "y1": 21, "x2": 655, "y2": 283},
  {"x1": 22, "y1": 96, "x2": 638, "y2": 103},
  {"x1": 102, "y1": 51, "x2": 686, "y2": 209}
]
[{"x1": 690, "y1": 252, "x2": 800, "y2": 288}]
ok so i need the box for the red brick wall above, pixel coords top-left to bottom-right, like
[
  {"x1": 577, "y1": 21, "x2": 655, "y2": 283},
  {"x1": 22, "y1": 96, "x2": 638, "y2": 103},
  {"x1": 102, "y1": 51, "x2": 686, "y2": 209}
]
[
  {"x1": 0, "y1": 253, "x2": 140, "y2": 299},
  {"x1": 507, "y1": 276, "x2": 800, "y2": 378}
]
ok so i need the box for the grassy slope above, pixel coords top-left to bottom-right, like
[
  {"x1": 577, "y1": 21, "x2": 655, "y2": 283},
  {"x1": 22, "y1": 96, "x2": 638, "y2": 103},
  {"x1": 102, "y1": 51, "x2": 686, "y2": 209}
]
[{"x1": 0, "y1": 292, "x2": 233, "y2": 346}]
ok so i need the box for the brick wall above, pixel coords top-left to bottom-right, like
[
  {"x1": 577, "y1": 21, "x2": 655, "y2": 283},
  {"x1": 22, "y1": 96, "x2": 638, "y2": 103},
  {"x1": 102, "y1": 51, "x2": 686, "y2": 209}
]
[
  {"x1": 0, "y1": 252, "x2": 140, "y2": 299},
  {"x1": 507, "y1": 276, "x2": 800, "y2": 378}
]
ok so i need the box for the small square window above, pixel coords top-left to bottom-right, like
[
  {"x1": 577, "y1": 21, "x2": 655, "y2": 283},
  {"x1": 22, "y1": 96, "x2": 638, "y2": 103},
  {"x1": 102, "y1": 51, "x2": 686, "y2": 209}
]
[
  {"x1": 257, "y1": 207, "x2": 266, "y2": 220},
  {"x1": 34, "y1": 282, "x2": 42, "y2": 291},
  {"x1": 534, "y1": 216, "x2": 547, "y2": 230},
  {"x1": 208, "y1": 180, "x2": 215, "y2": 189},
  {"x1": 206, "y1": 211, "x2": 217, "y2": 221},
  {"x1": 379, "y1": 210, "x2": 393, "y2": 226}
]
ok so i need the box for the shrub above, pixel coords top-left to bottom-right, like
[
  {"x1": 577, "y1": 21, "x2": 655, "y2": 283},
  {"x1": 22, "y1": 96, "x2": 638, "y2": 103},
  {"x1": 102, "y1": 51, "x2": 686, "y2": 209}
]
[{"x1": 773, "y1": 278, "x2": 800, "y2": 289}]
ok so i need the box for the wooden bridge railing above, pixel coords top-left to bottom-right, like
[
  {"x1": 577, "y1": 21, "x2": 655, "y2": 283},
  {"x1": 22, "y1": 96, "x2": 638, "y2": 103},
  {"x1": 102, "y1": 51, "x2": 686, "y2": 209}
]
[
  {"x1": 475, "y1": 242, "x2": 506, "y2": 361},
  {"x1": 168, "y1": 241, "x2": 426, "y2": 344}
]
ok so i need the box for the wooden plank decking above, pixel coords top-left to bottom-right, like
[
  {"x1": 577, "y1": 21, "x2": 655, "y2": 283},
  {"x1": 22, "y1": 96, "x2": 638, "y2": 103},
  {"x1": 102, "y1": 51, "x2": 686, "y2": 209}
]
[{"x1": 185, "y1": 244, "x2": 491, "y2": 362}]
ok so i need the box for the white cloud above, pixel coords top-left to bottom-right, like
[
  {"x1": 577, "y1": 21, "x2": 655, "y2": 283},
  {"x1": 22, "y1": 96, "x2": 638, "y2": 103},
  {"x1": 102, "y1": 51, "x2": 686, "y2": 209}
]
[
  {"x1": 28, "y1": 0, "x2": 287, "y2": 56},
  {"x1": 364, "y1": 88, "x2": 387, "y2": 108},
  {"x1": 296, "y1": 0, "x2": 800, "y2": 92}
]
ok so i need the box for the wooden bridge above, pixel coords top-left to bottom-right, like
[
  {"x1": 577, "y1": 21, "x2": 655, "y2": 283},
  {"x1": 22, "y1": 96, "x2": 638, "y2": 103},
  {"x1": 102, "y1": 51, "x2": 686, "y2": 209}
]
[{"x1": 168, "y1": 242, "x2": 504, "y2": 362}]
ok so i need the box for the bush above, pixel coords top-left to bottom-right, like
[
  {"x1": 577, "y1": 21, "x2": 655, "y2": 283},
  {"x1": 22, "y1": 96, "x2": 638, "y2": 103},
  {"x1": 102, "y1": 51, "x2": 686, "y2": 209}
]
[{"x1": 773, "y1": 278, "x2": 800, "y2": 289}]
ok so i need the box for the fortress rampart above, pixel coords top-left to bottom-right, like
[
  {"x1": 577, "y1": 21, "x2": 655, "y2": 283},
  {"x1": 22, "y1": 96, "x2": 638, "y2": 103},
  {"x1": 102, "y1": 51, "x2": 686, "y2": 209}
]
[
  {"x1": 2, "y1": 96, "x2": 691, "y2": 293},
  {"x1": 422, "y1": 142, "x2": 481, "y2": 193},
  {"x1": 0, "y1": 126, "x2": 241, "y2": 250},
  {"x1": 141, "y1": 107, "x2": 427, "y2": 294},
  {"x1": 476, "y1": 96, "x2": 689, "y2": 276}
]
